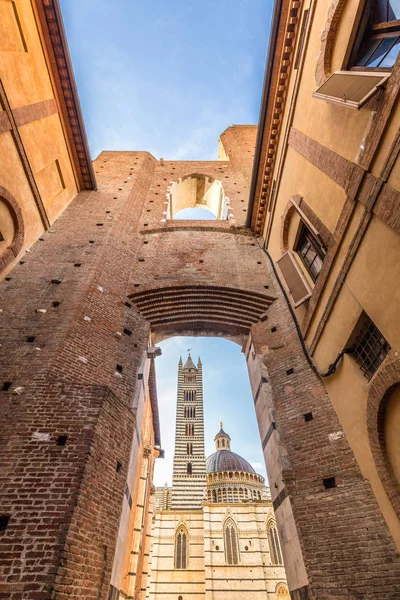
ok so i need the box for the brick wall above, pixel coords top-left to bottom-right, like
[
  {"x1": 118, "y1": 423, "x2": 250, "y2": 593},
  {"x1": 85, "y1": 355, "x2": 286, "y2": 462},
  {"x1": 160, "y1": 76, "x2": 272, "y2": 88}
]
[{"x1": 1, "y1": 127, "x2": 399, "y2": 598}]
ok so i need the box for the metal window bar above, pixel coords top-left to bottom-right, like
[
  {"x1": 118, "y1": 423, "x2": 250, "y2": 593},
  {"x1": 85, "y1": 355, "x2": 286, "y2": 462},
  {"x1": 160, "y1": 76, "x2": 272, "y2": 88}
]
[{"x1": 353, "y1": 320, "x2": 390, "y2": 380}]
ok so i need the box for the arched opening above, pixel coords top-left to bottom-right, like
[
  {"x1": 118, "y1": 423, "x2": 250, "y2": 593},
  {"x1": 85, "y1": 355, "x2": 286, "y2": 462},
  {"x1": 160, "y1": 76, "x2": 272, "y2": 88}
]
[
  {"x1": 382, "y1": 384, "x2": 400, "y2": 485},
  {"x1": 186, "y1": 462, "x2": 192, "y2": 475},
  {"x1": 224, "y1": 517, "x2": 240, "y2": 565},
  {"x1": 167, "y1": 173, "x2": 228, "y2": 220},
  {"x1": 174, "y1": 206, "x2": 217, "y2": 220},
  {"x1": 267, "y1": 518, "x2": 283, "y2": 565},
  {"x1": 175, "y1": 526, "x2": 188, "y2": 569},
  {"x1": 276, "y1": 582, "x2": 290, "y2": 599}
]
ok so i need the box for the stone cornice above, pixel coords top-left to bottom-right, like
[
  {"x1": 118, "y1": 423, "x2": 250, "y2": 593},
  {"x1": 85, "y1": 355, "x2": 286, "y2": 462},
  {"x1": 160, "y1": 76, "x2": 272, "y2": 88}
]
[{"x1": 32, "y1": 0, "x2": 96, "y2": 192}]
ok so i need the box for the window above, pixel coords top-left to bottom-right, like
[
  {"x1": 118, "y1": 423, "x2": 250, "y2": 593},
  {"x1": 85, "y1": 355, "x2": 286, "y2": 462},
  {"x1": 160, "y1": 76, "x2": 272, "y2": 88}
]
[
  {"x1": 224, "y1": 518, "x2": 240, "y2": 565},
  {"x1": 295, "y1": 223, "x2": 326, "y2": 281},
  {"x1": 184, "y1": 374, "x2": 195, "y2": 383},
  {"x1": 187, "y1": 443, "x2": 193, "y2": 455},
  {"x1": 349, "y1": 312, "x2": 390, "y2": 380},
  {"x1": 185, "y1": 424, "x2": 194, "y2": 436},
  {"x1": 184, "y1": 406, "x2": 196, "y2": 418},
  {"x1": 350, "y1": 0, "x2": 400, "y2": 70},
  {"x1": 187, "y1": 462, "x2": 192, "y2": 475},
  {"x1": 267, "y1": 520, "x2": 283, "y2": 565},
  {"x1": 184, "y1": 390, "x2": 196, "y2": 402},
  {"x1": 175, "y1": 526, "x2": 188, "y2": 569},
  {"x1": 276, "y1": 251, "x2": 312, "y2": 307}
]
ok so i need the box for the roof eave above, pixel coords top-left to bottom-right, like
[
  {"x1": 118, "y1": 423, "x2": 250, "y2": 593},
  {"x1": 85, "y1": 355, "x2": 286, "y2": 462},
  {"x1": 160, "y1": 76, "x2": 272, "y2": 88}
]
[{"x1": 32, "y1": 0, "x2": 97, "y2": 192}]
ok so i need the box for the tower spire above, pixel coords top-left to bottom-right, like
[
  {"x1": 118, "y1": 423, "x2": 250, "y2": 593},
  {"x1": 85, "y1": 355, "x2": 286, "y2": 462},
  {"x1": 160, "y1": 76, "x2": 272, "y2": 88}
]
[{"x1": 171, "y1": 356, "x2": 206, "y2": 510}]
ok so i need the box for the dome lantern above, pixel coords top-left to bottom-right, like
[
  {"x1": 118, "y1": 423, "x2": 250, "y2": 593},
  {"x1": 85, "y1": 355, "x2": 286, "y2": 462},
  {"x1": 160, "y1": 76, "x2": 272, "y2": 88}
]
[{"x1": 214, "y1": 421, "x2": 231, "y2": 451}]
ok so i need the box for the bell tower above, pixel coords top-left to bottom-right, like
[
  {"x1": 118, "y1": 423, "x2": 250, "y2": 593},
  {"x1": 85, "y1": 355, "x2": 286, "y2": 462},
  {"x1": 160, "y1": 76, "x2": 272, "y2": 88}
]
[{"x1": 171, "y1": 354, "x2": 206, "y2": 509}]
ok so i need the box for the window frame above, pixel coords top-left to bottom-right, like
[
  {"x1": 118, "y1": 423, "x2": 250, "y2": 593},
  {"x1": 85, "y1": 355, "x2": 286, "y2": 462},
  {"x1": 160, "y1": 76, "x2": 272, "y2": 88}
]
[
  {"x1": 224, "y1": 518, "x2": 240, "y2": 565},
  {"x1": 348, "y1": 0, "x2": 400, "y2": 72},
  {"x1": 295, "y1": 222, "x2": 326, "y2": 282},
  {"x1": 175, "y1": 526, "x2": 188, "y2": 569}
]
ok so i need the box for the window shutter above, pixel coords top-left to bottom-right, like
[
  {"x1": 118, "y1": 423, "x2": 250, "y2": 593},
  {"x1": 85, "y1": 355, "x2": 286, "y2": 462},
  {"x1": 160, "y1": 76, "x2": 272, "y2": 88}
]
[
  {"x1": 276, "y1": 251, "x2": 312, "y2": 307},
  {"x1": 312, "y1": 71, "x2": 390, "y2": 109}
]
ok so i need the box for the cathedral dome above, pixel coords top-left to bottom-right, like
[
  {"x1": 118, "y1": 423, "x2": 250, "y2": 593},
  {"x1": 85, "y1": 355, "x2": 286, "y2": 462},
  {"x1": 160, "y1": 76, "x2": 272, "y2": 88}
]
[{"x1": 206, "y1": 449, "x2": 255, "y2": 474}]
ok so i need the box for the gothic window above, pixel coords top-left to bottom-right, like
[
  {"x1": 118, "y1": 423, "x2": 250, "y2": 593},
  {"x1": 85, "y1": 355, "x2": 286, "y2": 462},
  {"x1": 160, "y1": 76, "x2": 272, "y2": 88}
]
[
  {"x1": 184, "y1": 374, "x2": 195, "y2": 383},
  {"x1": 224, "y1": 518, "x2": 240, "y2": 565},
  {"x1": 267, "y1": 520, "x2": 283, "y2": 565},
  {"x1": 175, "y1": 526, "x2": 188, "y2": 569},
  {"x1": 184, "y1": 390, "x2": 196, "y2": 402},
  {"x1": 187, "y1": 462, "x2": 192, "y2": 475},
  {"x1": 187, "y1": 443, "x2": 193, "y2": 455}
]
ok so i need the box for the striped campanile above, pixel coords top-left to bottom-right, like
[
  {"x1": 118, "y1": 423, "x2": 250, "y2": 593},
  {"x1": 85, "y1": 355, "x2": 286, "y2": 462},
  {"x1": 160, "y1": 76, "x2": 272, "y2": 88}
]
[{"x1": 171, "y1": 354, "x2": 206, "y2": 510}]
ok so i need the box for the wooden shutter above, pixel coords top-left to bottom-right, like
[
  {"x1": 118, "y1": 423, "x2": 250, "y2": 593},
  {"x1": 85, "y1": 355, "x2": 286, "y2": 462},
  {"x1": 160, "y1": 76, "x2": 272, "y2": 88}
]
[
  {"x1": 312, "y1": 71, "x2": 390, "y2": 109},
  {"x1": 276, "y1": 251, "x2": 312, "y2": 307}
]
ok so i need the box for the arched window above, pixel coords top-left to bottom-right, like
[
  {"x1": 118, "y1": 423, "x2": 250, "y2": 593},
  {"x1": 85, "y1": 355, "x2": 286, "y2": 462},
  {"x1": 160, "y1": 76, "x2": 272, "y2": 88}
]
[
  {"x1": 187, "y1": 443, "x2": 193, "y2": 455},
  {"x1": 213, "y1": 490, "x2": 217, "y2": 503},
  {"x1": 224, "y1": 518, "x2": 240, "y2": 565},
  {"x1": 276, "y1": 583, "x2": 290, "y2": 598},
  {"x1": 175, "y1": 526, "x2": 188, "y2": 569},
  {"x1": 222, "y1": 439, "x2": 225, "y2": 447},
  {"x1": 267, "y1": 519, "x2": 283, "y2": 565},
  {"x1": 186, "y1": 462, "x2": 192, "y2": 475}
]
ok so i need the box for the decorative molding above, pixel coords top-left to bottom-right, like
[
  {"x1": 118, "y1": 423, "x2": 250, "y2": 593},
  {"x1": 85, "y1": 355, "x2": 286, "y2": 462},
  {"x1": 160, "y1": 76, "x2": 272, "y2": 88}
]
[
  {"x1": 0, "y1": 186, "x2": 25, "y2": 273},
  {"x1": 0, "y1": 111, "x2": 12, "y2": 134},
  {"x1": 13, "y1": 98, "x2": 58, "y2": 127},
  {"x1": 0, "y1": 80, "x2": 50, "y2": 229},
  {"x1": 366, "y1": 360, "x2": 400, "y2": 518},
  {"x1": 281, "y1": 194, "x2": 301, "y2": 253},
  {"x1": 288, "y1": 128, "x2": 362, "y2": 196},
  {"x1": 315, "y1": 0, "x2": 348, "y2": 86},
  {"x1": 252, "y1": 0, "x2": 304, "y2": 236},
  {"x1": 32, "y1": 0, "x2": 96, "y2": 191}
]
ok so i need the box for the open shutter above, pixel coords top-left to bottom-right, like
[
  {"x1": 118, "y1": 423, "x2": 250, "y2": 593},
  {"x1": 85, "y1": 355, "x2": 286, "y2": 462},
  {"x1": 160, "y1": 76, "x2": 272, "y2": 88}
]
[
  {"x1": 276, "y1": 251, "x2": 312, "y2": 307},
  {"x1": 312, "y1": 71, "x2": 390, "y2": 109}
]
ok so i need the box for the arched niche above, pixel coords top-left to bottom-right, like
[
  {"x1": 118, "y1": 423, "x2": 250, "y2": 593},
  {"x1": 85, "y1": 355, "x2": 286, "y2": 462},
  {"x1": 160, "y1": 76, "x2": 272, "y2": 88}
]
[
  {"x1": 167, "y1": 173, "x2": 227, "y2": 220},
  {"x1": 367, "y1": 360, "x2": 400, "y2": 518},
  {"x1": 0, "y1": 186, "x2": 24, "y2": 275}
]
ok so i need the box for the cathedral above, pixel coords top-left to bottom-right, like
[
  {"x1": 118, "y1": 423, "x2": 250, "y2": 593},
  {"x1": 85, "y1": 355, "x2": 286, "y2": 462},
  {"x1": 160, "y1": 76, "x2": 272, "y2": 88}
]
[
  {"x1": 1, "y1": 0, "x2": 400, "y2": 598},
  {"x1": 148, "y1": 356, "x2": 289, "y2": 599}
]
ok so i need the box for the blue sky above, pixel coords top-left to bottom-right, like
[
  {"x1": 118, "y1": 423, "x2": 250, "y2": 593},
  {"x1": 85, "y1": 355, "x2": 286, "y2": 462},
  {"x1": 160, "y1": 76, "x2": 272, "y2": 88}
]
[
  {"x1": 60, "y1": 0, "x2": 272, "y2": 160},
  {"x1": 60, "y1": 0, "x2": 272, "y2": 486}
]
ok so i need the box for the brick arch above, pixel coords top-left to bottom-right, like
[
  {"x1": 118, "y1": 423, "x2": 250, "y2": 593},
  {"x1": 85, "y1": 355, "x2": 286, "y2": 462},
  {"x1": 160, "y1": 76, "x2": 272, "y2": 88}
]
[
  {"x1": 367, "y1": 359, "x2": 400, "y2": 518},
  {"x1": 280, "y1": 194, "x2": 302, "y2": 253},
  {"x1": 167, "y1": 172, "x2": 226, "y2": 220},
  {"x1": 315, "y1": 0, "x2": 349, "y2": 86},
  {"x1": 0, "y1": 185, "x2": 25, "y2": 274},
  {"x1": 129, "y1": 283, "x2": 275, "y2": 341}
]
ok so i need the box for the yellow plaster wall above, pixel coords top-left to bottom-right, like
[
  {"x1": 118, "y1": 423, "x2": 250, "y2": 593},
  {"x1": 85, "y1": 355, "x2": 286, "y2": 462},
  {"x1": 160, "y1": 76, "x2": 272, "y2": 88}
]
[
  {"x1": 0, "y1": 0, "x2": 80, "y2": 276},
  {"x1": 0, "y1": 0, "x2": 53, "y2": 107},
  {"x1": 0, "y1": 131, "x2": 44, "y2": 247},
  {"x1": 291, "y1": 0, "x2": 372, "y2": 163},
  {"x1": 19, "y1": 114, "x2": 78, "y2": 223},
  {"x1": 263, "y1": 0, "x2": 400, "y2": 552}
]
